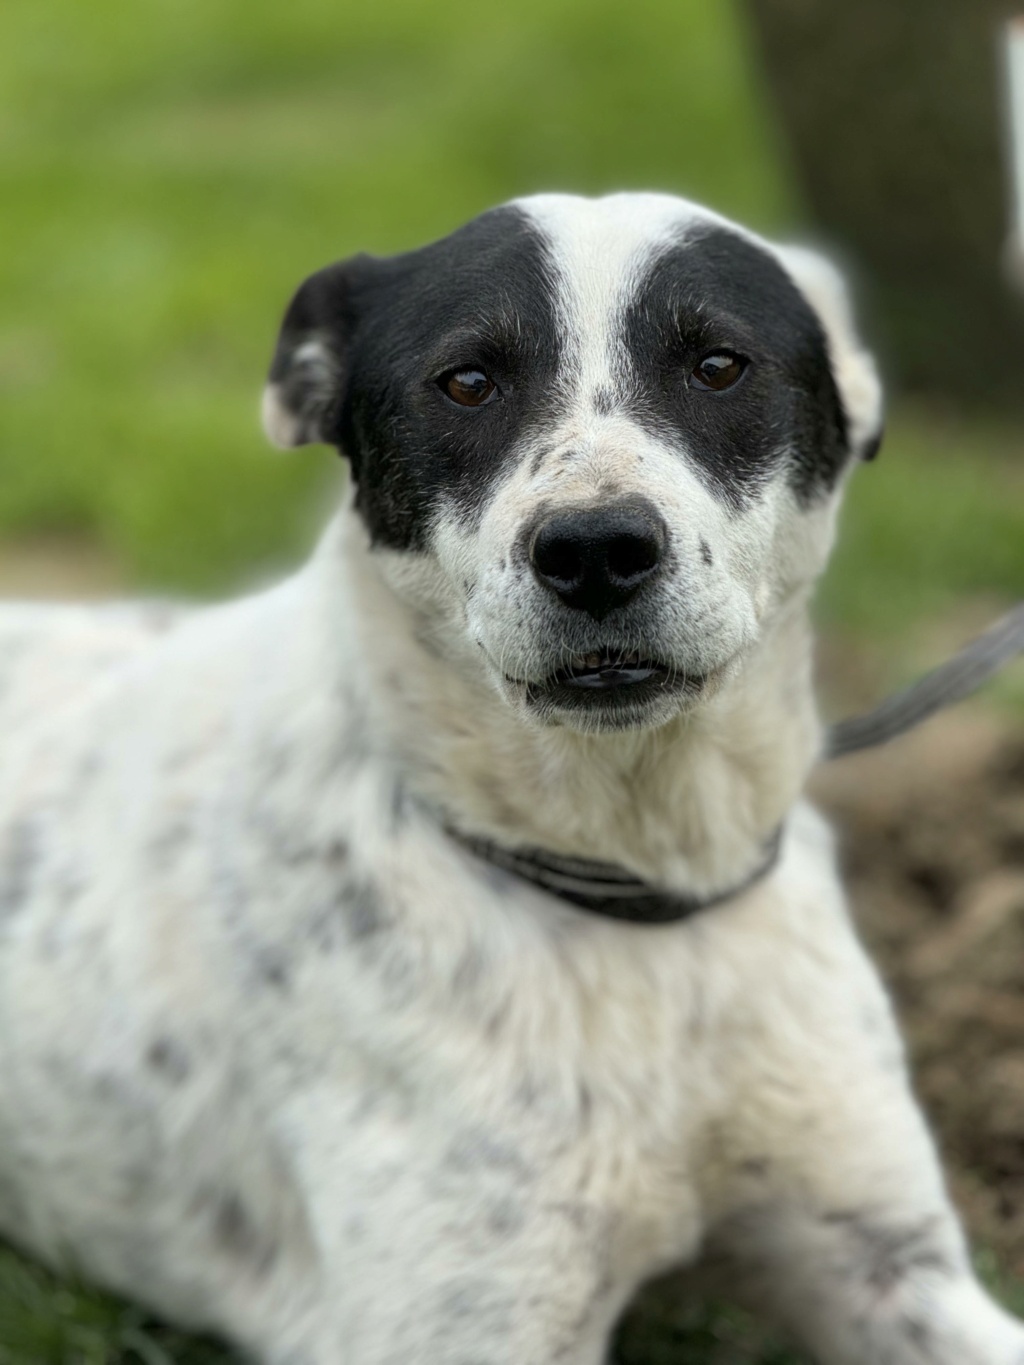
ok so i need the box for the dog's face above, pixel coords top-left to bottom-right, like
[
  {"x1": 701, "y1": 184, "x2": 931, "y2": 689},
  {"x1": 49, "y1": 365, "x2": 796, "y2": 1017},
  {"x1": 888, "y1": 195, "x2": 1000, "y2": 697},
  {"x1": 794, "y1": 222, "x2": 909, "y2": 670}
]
[{"x1": 263, "y1": 194, "x2": 882, "y2": 733}]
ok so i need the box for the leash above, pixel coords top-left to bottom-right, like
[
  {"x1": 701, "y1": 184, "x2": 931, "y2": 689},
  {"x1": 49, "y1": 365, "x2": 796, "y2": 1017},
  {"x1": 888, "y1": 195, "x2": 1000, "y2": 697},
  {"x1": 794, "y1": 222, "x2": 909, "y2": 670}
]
[
  {"x1": 825, "y1": 601, "x2": 1024, "y2": 759},
  {"x1": 448, "y1": 601, "x2": 1024, "y2": 925}
]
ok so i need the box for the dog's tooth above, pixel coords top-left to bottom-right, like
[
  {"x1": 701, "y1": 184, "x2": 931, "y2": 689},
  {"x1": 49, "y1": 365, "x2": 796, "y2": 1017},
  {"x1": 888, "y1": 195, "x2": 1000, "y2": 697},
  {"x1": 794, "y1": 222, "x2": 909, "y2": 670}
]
[{"x1": 585, "y1": 652, "x2": 601, "y2": 668}]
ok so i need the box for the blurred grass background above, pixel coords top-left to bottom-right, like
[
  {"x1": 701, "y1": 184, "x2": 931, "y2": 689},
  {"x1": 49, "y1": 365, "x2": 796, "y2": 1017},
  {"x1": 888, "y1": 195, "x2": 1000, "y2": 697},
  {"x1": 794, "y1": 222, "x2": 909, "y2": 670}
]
[
  {"x1": 0, "y1": 0, "x2": 1023, "y2": 1361},
  {"x1": 0, "y1": 0, "x2": 788, "y2": 591},
  {"x1": 2, "y1": 0, "x2": 1021, "y2": 627}
]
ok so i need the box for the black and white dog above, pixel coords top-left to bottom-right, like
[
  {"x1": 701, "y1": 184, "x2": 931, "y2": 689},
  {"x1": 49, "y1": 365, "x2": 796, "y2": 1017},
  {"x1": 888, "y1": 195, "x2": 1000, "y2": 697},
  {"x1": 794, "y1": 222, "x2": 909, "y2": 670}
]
[{"x1": 0, "y1": 192, "x2": 1021, "y2": 1364}]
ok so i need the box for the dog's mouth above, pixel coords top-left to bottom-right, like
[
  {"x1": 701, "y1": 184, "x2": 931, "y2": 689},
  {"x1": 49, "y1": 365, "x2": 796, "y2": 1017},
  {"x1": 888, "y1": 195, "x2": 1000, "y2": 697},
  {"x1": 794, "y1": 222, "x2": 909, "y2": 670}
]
[
  {"x1": 544, "y1": 650, "x2": 674, "y2": 691},
  {"x1": 508, "y1": 649, "x2": 709, "y2": 724}
]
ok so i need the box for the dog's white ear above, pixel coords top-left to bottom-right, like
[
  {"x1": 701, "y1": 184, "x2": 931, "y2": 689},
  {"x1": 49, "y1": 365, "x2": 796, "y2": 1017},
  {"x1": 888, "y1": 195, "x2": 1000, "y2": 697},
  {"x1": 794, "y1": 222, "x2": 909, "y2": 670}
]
[
  {"x1": 771, "y1": 245, "x2": 884, "y2": 462},
  {"x1": 262, "y1": 259, "x2": 362, "y2": 450}
]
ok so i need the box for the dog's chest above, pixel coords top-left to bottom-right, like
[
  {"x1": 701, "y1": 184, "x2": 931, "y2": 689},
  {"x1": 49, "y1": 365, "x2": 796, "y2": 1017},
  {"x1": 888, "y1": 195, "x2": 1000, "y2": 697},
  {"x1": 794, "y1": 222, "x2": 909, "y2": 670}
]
[
  {"x1": 218, "y1": 831, "x2": 712, "y2": 1274},
  {"x1": 0, "y1": 580, "x2": 782, "y2": 1313},
  {"x1": 0, "y1": 724, "x2": 710, "y2": 1299}
]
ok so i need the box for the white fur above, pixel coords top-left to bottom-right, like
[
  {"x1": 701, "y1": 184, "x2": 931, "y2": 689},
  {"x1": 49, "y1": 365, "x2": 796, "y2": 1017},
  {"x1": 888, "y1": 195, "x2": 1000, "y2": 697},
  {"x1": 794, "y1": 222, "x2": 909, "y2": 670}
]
[
  {"x1": 770, "y1": 243, "x2": 883, "y2": 455},
  {"x1": 0, "y1": 194, "x2": 1019, "y2": 1364}
]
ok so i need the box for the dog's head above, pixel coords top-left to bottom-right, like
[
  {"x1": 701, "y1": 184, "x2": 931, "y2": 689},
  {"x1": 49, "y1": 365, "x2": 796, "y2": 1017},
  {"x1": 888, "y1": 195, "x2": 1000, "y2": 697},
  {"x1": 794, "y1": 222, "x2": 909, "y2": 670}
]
[{"x1": 264, "y1": 194, "x2": 881, "y2": 734}]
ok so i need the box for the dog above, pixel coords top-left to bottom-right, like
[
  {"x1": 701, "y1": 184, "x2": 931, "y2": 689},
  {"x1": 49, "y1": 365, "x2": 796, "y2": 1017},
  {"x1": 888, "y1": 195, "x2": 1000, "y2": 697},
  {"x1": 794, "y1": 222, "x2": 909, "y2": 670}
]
[{"x1": 0, "y1": 191, "x2": 1021, "y2": 1365}]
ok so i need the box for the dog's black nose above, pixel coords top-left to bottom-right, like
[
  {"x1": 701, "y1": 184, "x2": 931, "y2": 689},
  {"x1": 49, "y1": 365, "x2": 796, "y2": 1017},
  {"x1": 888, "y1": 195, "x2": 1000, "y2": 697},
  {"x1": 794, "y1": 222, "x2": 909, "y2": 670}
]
[{"x1": 530, "y1": 502, "x2": 667, "y2": 620}]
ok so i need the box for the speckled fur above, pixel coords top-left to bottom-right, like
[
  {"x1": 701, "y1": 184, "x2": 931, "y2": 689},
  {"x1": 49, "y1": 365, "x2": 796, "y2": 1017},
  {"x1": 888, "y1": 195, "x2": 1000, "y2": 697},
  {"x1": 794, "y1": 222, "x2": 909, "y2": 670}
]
[{"x1": 0, "y1": 194, "x2": 1021, "y2": 1365}]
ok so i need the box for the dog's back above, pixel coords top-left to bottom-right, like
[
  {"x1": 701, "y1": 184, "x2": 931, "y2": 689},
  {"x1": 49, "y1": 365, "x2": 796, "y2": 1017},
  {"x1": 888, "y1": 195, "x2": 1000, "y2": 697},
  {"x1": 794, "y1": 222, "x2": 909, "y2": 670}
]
[{"x1": 0, "y1": 601, "x2": 188, "y2": 738}]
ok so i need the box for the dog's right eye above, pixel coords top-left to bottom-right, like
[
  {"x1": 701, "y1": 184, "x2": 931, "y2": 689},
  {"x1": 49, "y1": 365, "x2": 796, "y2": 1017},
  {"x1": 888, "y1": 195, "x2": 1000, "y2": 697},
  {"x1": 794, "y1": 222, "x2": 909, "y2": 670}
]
[
  {"x1": 690, "y1": 352, "x2": 747, "y2": 392},
  {"x1": 440, "y1": 369, "x2": 498, "y2": 408}
]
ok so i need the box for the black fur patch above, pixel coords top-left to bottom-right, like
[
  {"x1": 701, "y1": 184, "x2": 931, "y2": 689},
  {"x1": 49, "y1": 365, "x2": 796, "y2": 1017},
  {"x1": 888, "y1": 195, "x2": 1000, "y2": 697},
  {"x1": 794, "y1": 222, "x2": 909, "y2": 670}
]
[
  {"x1": 0, "y1": 818, "x2": 39, "y2": 920},
  {"x1": 347, "y1": 880, "x2": 385, "y2": 940},
  {"x1": 618, "y1": 226, "x2": 851, "y2": 506},
  {"x1": 254, "y1": 947, "x2": 291, "y2": 992},
  {"x1": 269, "y1": 206, "x2": 562, "y2": 550},
  {"x1": 823, "y1": 1211, "x2": 955, "y2": 1291},
  {"x1": 146, "y1": 1036, "x2": 191, "y2": 1085},
  {"x1": 208, "y1": 1189, "x2": 279, "y2": 1275}
]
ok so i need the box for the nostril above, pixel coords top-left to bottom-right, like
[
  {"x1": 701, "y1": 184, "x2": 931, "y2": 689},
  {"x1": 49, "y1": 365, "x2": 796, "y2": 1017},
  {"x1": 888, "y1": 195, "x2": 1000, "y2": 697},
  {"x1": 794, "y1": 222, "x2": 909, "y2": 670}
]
[
  {"x1": 533, "y1": 534, "x2": 584, "y2": 590},
  {"x1": 606, "y1": 530, "x2": 661, "y2": 586}
]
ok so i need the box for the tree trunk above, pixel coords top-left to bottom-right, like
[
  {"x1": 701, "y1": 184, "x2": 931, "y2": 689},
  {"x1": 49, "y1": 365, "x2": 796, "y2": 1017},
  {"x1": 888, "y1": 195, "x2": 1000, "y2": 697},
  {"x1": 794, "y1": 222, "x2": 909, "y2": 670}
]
[{"x1": 745, "y1": 0, "x2": 1024, "y2": 410}]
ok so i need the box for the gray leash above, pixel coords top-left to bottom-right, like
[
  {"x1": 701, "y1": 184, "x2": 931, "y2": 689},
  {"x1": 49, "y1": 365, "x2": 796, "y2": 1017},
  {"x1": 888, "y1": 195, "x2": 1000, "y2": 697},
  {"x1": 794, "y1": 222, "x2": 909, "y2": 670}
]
[{"x1": 826, "y1": 602, "x2": 1024, "y2": 760}]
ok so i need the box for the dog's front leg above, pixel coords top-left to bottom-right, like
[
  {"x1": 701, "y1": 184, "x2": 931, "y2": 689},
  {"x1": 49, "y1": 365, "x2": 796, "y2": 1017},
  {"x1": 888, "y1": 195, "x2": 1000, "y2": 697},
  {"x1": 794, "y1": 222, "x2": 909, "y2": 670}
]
[
  {"x1": 713, "y1": 1199, "x2": 1024, "y2": 1365},
  {"x1": 704, "y1": 1057, "x2": 1024, "y2": 1363}
]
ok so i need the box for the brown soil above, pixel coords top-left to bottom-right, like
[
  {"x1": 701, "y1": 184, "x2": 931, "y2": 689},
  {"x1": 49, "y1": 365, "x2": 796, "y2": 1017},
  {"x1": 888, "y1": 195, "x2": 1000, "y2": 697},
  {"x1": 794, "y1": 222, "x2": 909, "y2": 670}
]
[{"x1": 812, "y1": 709, "x2": 1024, "y2": 1276}]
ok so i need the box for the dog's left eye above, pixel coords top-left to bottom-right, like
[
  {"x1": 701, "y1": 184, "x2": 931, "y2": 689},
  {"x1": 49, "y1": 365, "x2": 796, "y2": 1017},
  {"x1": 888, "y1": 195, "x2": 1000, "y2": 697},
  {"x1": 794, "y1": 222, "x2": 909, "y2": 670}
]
[
  {"x1": 690, "y1": 352, "x2": 747, "y2": 392},
  {"x1": 441, "y1": 369, "x2": 498, "y2": 407}
]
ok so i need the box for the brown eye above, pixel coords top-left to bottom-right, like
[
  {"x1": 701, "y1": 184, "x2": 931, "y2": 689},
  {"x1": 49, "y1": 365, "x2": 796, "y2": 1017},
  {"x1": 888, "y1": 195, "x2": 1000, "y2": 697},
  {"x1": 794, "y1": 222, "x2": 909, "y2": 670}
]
[
  {"x1": 690, "y1": 352, "x2": 746, "y2": 392},
  {"x1": 442, "y1": 368, "x2": 497, "y2": 407}
]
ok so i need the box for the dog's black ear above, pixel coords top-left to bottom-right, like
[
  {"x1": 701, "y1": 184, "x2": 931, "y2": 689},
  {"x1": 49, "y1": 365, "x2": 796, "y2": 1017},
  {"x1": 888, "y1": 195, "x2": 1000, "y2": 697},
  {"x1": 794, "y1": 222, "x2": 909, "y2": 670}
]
[{"x1": 261, "y1": 259, "x2": 363, "y2": 449}]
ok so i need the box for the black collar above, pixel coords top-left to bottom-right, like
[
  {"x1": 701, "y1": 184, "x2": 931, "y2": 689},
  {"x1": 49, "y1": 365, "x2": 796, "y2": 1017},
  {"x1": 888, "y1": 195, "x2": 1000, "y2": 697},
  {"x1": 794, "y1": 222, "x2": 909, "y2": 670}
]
[{"x1": 447, "y1": 825, "x2": 784, "y2": 925}]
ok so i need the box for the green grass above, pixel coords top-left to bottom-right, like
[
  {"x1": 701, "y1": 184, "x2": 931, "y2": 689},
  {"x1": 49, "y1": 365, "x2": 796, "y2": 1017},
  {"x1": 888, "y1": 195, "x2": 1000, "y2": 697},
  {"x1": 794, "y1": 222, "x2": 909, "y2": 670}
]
[
  {"x1": 0, "y1": 0, "x2": 794, "y2": 595},
  {"x1": 820, "y1": 404, "x2": 1024, "y2": 635},
  {"x1": 818, "y1": 403, "x2": 1024, "y2": 715},
  {"x1": 0, "y1": 1246, "x2": 228, "y2": 1365}
]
